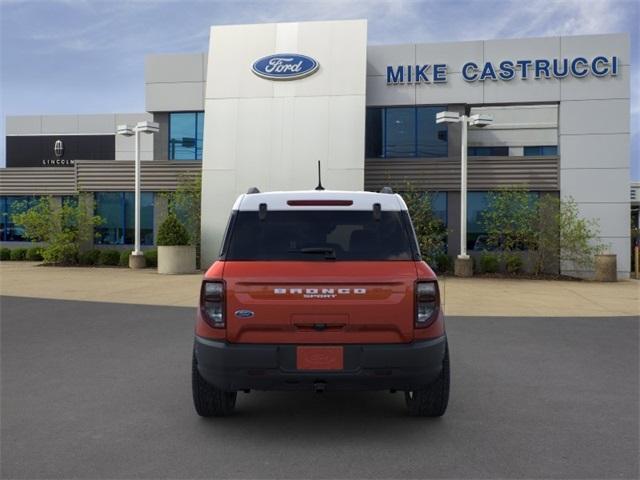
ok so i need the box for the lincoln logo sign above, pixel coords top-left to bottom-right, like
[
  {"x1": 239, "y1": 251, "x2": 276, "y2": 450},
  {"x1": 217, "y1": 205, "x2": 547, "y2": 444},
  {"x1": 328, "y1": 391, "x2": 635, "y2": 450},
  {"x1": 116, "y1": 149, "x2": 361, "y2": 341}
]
[
  {"x1": 386, "y1": 55, "x2": 620, "y2": 84},
  {"x1": 252, "y1": 54, "x2": 319, "y2": 80},
  {"x1": 54, "y1": 139, "x2": 64, "y2": 158}
]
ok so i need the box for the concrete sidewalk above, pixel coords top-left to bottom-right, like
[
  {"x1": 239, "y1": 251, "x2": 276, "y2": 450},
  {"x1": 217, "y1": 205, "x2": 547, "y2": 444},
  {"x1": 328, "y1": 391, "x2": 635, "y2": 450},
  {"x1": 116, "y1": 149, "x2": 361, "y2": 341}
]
[{"x1": 0, "y1": 262, "x2": 638, "y2": 317}]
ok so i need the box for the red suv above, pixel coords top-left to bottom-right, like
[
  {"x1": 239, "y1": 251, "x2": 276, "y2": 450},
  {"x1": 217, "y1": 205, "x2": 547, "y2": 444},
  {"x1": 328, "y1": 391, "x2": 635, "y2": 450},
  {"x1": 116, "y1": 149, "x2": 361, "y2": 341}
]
[{"x1": 192, "y1": 189, "x2": 449, "y2": 416}]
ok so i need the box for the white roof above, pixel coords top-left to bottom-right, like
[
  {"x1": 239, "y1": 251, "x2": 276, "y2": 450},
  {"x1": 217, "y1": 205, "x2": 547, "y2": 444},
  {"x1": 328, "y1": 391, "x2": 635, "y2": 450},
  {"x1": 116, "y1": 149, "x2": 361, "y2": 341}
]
[{"x1": 233, "y1": 190, "x2": 408, "y2": 211}]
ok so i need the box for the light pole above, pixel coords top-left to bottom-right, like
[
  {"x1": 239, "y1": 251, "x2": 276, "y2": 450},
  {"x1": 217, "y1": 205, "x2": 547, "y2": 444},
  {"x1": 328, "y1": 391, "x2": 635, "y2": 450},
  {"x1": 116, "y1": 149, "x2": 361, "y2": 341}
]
[
  {"x1": 116, "y1": 121, "x2": 159, "y2": 269},
  {"x1": 436, "y1": 111, "x2": 493, "y2": 276}
]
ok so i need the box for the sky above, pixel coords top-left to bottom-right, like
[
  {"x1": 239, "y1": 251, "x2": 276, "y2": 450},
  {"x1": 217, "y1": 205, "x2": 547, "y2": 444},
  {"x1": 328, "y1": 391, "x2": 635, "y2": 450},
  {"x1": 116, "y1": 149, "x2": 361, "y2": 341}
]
[{"x1": 1, "y1": 0, "x2": 638, "y2": 178}]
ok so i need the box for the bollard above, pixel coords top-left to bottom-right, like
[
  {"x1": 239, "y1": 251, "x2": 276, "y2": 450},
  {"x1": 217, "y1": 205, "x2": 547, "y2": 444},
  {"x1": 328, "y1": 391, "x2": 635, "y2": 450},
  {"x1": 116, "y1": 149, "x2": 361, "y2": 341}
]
[{"x1": 594, "y1": 254, "x2": 617, "y2": 282}]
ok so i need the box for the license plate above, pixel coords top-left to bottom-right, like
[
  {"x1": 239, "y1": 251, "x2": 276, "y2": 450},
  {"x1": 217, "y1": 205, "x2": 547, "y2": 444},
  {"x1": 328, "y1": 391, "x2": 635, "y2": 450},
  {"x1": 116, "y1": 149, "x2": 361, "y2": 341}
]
[{"x1": 296, "y1": 346, "x2": 344, "y2": 371}]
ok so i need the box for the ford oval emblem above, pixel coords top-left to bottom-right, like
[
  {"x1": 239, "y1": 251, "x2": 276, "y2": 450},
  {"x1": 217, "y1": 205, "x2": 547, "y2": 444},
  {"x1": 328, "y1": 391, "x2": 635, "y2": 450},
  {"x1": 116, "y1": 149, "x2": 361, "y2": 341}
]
[
  {"x1": 234, "y1": 309, "x2": 255, "y2": 319},
  {"x1": 252, "y1": 53, "x2": 319, "y2": 81}
]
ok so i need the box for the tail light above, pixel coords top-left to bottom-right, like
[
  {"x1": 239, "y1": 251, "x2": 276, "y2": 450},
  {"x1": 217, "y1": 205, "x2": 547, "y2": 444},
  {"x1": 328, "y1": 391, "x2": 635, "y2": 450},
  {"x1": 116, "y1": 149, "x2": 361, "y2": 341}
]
[
  {"x1": 201, "y1": 281, "x2": 225, "y2": 328},
  {"x1": 415, "y1": 281, "x2": 439, "y2": 328}
]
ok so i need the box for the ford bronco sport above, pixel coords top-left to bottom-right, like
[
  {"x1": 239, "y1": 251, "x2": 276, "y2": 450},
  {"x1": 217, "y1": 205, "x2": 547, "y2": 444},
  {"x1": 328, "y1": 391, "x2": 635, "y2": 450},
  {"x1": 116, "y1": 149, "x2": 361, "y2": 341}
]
[{"x1": 192, "y1": 189, "x2": 449, "y2": 417}]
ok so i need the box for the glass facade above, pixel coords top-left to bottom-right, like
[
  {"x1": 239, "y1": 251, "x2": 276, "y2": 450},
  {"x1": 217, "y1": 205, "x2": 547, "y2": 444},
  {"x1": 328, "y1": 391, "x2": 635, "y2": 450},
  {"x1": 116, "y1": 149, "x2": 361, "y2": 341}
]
[
  {"x1": 468, "y1": 146, "x2": 509, "y2": 156},
  {"x1": 365, "y1": 106, "x2": 448, "y2": 158},
  {"x1": 467, "y1": 192, "x2": 491, "y2": 252},
  {"x1": 430, "y1": 192, "x2": 447, "y2": 226},
  {"x1": 0, "y1": 196, "x2": 38, "y2": 241},
  {"x1": 169, "y1": 112, "x2": 204, "y2": 160},
  {"x1": 94, "y1": 192, "x2": 154, "y2": 245},
  {"x1": 524, "y1": 146, "x2": 558, "y2": 156}
]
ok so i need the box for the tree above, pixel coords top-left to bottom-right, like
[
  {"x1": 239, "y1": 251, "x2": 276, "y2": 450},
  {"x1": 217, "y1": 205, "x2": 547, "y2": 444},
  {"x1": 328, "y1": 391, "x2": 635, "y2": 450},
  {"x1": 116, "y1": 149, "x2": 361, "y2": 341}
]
[
  {"x1": 556, "y1": 197, "x2": 605, "y2": 271},
  {"x1": 479, "y1": 189, "x2": 605, "y2": 276},
  {"x1": 401, "y1": 185, "x2": 448, "y2": 266},
  {"x1": 11, "y1": 197, "x2": 103, "y2": 265},
  {"x1": 480, "y1": 187, "x2": 536, "y2": 252},
  {"x1": 165, "y1": 173, "x2": 201, "y2": 246}
]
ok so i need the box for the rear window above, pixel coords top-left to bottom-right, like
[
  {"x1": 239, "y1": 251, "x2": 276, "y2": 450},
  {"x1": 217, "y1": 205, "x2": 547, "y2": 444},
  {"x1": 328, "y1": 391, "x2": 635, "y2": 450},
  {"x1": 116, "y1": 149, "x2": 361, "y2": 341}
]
[{"x1": 223, "y1": 210, "x2": 418, "y2": 261}]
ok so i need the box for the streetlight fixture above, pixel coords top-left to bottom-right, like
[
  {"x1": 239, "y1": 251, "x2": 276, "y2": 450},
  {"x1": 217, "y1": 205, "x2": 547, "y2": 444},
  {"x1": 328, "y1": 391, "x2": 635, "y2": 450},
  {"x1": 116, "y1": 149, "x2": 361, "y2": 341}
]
[
  {"x1": 116, "y1": 120, "x2": 159, "y2": 269},
  {"x1": 436, "y1": 110, "x2": 493, "y2": 276}
]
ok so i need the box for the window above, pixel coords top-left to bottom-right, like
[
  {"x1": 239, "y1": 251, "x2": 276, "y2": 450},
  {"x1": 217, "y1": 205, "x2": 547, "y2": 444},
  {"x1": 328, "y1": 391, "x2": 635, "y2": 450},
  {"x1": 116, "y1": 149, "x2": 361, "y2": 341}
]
[
  {"x1": 95, "y1": 192, "x2": 154, "y2": 245},
  {"x1": 468, "y1": 146, "x2": 509, "y2": 156},
  {"x1": 0, "y1": 196, "x2": 38, "y2": 241},
  {"x1": 430, "y1": 192, "x2": 447, "y2": 226},
  {"x1": 169, "y1": 112, "x2": 204, "y2": 160},
  {"x1": 467, "y1": 192, "x2": 490, "y2": 252},
  {"x1": 365, "y1": 108, "x2": 384, "y2": 158},
  {"x1": 224, "y1": 211, "x2": 417, "y2": 261},
  {"x1": 417, "y1": 107, "x2": 448, "y2": 157},
  {"x1": 524, "y1": 146, "x2": 558, "y2": 156},
  {"x1": 385, "y1": 107, "x2": 416, "y2": 157},
  {"x1": 365, "y1": 106, "x2": 448, "y2": 158}
]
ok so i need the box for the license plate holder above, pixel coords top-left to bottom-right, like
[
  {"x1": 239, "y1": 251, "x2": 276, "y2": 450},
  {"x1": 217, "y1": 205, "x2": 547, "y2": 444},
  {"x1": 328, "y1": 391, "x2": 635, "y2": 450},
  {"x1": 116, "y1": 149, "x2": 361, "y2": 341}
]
[{"x1": 296, "y1": 346, "x2": 344, "y2": 371}]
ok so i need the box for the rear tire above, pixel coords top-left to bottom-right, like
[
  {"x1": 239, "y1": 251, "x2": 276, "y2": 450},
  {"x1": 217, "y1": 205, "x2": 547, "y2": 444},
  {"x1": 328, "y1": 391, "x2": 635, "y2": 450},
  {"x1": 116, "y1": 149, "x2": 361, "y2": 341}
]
[
  {"x1": 405, "y1": 341, "x2": 450, "y2": 417},
  {"x1": 192, "y1": 352, "x2": 237, "y2": 417}
]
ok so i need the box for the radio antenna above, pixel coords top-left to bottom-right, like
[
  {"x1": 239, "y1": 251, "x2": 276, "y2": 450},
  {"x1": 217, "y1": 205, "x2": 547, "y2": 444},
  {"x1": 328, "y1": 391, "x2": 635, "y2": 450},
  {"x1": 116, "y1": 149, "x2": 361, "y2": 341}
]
[{"x1": 315, "y1": 160, "x2": 325, "y2": 191}]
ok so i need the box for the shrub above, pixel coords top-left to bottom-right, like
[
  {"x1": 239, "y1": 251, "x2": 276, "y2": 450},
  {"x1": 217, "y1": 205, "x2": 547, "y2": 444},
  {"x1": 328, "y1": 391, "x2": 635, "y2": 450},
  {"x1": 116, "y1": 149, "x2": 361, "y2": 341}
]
[
  {"x1": 26, "y1": 247, "x2": 43, "y2": 261},
  {"x1": 400, "y1": 186, "x2": 447, "y2": 265},
  {"x1": 45, "y1": 242, "x2": 78, "y2": 265},
  {"x1": 144, "y1": 249, "x2": 158, "y2": 268},
  {"x1": 157, "y1": 214, "x2": 190, "y2": 246},
  {"x1": 533, "y1": 196, "x2": 605, "y2": 274},
  {"x1": 10, "y1": 248, "x2": 27, "y2": 261},
  {"x1": 504, "y1": 253, "x2": 523, "y2": 274},
  {"x1": 11, "y1": 196, "x2": 103, "y2": 265},
  {"x1": 435, "y1": 253, "x2": 452, "y2": 274},
  {"x1": 479, "y1": 252, "x2": 500, "y2": 273},
  {"x1": 119, "y1": 250, "x2": 131, "y2": 267},
  {"x1": 0, "y1": 248, "x2": 10, "y2": 261},
  {"x1": 165, "y1": 173, "x2": 202, "y2": 246},
  {"x1": 98, "y1": 250, "x2": 120, "y2": 266},
  {"x1": 79, "y1": 249, "x2": 101, "y2": 266}
]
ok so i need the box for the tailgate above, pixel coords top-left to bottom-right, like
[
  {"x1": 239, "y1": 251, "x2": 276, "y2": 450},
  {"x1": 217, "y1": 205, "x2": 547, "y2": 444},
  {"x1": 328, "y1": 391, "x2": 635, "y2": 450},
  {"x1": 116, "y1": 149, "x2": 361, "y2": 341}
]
[{"x1": 223, "y1": 261, "x2": 417, "y2": 344}]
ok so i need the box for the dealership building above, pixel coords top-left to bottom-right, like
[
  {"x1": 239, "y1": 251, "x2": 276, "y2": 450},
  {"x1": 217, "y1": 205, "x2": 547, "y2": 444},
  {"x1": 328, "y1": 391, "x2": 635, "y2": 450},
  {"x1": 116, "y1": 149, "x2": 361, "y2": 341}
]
[{"x1": 0, "y1": 20, "x2": 632, "y2": 277}]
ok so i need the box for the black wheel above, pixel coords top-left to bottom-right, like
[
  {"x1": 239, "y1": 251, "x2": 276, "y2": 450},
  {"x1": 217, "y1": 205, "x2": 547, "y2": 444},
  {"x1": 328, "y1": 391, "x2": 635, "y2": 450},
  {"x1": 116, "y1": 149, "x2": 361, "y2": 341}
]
[
  {"x1": 405, "y1": 342, "x2": 450, "y2": 417},
  {"x1": 192, "y1": 352, "x2": 237, "y2": 417}
]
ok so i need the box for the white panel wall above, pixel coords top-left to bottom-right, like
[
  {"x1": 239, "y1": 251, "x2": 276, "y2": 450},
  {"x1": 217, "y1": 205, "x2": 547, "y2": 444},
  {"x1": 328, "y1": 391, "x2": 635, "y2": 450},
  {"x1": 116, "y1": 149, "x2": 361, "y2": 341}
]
[
  {"x1": 560, "y1": 96, "x2": 630, "y2": 278},
  {"x1": 468, "y1": 105, "x2": 558, "y2": 147},
  {"x1": 145, "y1": 53, "x2": 207, "y2": 112},
  {"x1": 201, "y1": 20, "x2": 367, "y2": 266}
]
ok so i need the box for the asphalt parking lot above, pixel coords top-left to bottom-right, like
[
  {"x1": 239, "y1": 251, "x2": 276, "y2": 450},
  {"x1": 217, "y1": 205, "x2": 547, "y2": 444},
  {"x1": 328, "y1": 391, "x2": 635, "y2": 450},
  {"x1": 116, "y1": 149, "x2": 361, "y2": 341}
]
[{"x1": 1, "y1": 296, "x2": 638, "y2": 479}]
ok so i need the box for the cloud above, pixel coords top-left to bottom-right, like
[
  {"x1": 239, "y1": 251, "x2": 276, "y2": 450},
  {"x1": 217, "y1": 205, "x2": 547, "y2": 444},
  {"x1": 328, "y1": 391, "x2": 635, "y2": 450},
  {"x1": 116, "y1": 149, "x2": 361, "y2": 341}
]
[{"x1": 1, "y1": 0, "x2": 638, "y2": 176}]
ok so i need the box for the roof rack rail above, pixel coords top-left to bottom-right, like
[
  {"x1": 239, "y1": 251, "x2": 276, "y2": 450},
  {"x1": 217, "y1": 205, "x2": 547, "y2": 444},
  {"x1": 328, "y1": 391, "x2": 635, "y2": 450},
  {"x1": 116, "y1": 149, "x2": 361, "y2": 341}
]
[
  {"x1": 247, "y1": 187, "x2": 260, "y2": 194},
  {"x1": 380, "y1": 186, "x2": 394, "y2": 194}
]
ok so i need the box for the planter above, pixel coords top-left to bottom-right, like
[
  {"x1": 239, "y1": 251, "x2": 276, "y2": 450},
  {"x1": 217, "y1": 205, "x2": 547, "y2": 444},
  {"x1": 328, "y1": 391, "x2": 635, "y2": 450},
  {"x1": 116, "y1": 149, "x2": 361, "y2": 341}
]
[
  {"x1": 594, "y1": 254, "x2": 617, "y2": 282},
  {"x1": 158, "y1": 245, "x2": 196, "y2": 274}
]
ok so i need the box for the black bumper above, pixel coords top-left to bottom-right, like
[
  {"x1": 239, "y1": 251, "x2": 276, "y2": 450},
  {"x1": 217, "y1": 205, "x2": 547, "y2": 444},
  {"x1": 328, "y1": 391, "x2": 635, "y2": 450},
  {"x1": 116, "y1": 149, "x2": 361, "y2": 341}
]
[{"x1": 194, "y1": 335, "x2": 447, "y2": 392}]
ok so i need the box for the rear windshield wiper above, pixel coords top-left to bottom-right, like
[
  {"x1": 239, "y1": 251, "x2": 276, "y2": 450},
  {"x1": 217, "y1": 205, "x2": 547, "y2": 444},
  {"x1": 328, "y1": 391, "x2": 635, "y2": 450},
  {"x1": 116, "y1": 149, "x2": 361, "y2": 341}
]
[{"x1": 288, "y1": 247, "x2": 336, "y2": 259}]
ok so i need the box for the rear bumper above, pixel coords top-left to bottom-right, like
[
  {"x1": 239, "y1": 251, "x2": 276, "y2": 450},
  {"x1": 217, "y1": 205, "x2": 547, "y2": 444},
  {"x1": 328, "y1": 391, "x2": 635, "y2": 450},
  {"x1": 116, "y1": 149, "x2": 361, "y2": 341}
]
[{"x1": 194, "y1": 335, "x2": 447, "y2": 392}]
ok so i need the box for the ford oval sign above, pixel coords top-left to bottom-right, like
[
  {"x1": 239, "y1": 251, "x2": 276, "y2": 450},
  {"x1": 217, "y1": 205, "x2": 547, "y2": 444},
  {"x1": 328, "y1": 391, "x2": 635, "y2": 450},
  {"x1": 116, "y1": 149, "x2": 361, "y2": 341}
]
[
  {"x1": 234, "y1": 309, "x2": 255, "y2": 319},
  {"x1": 252, "y1": 54, "x2": 319, "y2": 81}
]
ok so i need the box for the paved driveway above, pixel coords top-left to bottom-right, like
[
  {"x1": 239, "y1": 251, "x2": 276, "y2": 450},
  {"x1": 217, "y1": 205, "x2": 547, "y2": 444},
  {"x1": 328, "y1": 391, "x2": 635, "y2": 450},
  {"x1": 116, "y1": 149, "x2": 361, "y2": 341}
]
[{"x1": 1, "y1": 296, "x2": 638, "y2": 479}]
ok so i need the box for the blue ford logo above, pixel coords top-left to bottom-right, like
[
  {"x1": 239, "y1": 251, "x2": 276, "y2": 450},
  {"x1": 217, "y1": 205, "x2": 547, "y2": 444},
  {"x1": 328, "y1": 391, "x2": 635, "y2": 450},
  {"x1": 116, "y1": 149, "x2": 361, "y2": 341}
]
[
  {"x1": 252, "y1": 54, "x2": 319, "y2": 80},
  {"x1": 234, "y1": 310, "x2": 255, "y2": 319}
]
